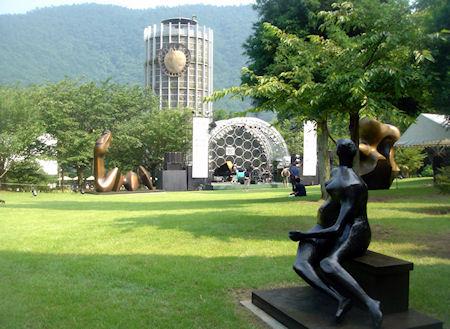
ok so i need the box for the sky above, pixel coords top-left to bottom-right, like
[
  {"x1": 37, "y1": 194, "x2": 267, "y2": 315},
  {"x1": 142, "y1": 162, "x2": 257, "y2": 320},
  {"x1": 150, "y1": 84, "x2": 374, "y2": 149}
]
[{"x1": 0, "y1": 0, "x2": 255, "y2": 15}]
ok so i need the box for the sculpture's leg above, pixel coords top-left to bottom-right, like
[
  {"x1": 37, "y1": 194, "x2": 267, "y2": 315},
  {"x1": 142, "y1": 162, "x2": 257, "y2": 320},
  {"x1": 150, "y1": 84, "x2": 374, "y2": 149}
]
[
  {"x1": 95, "y1": 167, "x2": 120, "y2": 192},
  {"x1": 112, "y1": 174, "x2": 124, "y2": 192},
  {"x1": 294, "y1": 240, "x2": 352, "y2": 319},
  {"x1": 137, "y1": 166, "x2": 154, "y2": 190},
  {"x1": 319, "y1": 222, "x2": 382, "y2": 329},
  {"x1": 124, "y1": 171, "x2": 140, "y2": 191}
]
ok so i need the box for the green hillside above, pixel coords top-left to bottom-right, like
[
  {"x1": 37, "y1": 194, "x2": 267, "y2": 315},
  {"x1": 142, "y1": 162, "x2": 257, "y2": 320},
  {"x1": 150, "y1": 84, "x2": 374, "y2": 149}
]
[{"x1": 0, "y1": 4, "x2": 256, "y2": 111}]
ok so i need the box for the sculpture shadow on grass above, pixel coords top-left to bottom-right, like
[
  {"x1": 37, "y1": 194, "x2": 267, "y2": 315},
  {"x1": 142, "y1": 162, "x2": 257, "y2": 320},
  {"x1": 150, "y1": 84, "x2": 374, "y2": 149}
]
[
  {"x1": 397, "y1": 206, "x2": 450, "y2": 216},
  {"x1": 4, "y1": 194, "x2": 317, "y2": 212},
  {"x1": 109, "y1": 210, "x2": 450, "y2": 255},
  {"x1": 5, "y1": 181, "x2": 441, "y2": 213},
  {"x1": 112, "y1": 211, "x2": 310, "y2": 242},
  {"x1": 0, "y1": 250, "x2": 292, "y2": 329},
  {"x1": 0, "y1": 251, "x2": 447, "y2": 328}
]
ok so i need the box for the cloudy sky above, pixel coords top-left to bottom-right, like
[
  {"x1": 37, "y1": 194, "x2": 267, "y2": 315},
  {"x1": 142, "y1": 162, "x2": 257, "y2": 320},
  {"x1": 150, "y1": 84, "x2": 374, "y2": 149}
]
[{"x1": 0, "y1": 0, "x2": 255, "y2": 15}]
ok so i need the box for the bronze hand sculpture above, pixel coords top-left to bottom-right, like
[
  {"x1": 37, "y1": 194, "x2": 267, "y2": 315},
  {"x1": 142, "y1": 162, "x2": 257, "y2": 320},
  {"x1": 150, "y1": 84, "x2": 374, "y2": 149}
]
[
  {"x1": 289, "y1": 139, "x2": 382, "y2": 329},
  {"x1": 94, "y1": 131, "x2": 154, "y2": 192}
]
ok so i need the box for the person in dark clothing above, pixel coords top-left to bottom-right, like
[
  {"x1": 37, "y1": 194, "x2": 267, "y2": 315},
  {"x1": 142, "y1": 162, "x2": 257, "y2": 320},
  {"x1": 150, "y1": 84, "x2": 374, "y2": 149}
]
[
  {"x1": 244, "y1": 166, "x2": 252, "y2": 188},
  {"x1": 290, "y1": 177, "x2": 306, "y2": 197},
  {"x1": 289, "y1": 162, "x2": 300, "y2": 191}
]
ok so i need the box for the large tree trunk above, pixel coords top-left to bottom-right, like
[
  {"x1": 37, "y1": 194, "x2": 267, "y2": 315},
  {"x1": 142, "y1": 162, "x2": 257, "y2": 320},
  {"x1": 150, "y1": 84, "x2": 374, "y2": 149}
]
[
  {"x1": 0, "y1": 159, "x2": 11, "y2": 180},
  {"x1": 349, "y1": 111, "x2": 360, "y2": 173},
  {"x1": 317, "y1": 119, "x2": 331, "y2": 199},
  {"x1": 76, "y1": 166, "x2": 84, "y2": 191},
  {"x1": 60, "y1": 168, "x2": 65, "y2": 192}
]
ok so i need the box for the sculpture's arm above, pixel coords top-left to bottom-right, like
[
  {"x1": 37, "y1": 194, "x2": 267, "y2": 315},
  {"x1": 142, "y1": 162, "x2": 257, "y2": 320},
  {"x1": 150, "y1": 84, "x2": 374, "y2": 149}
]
[{"x1": 289, "y1": 203, "x2": 352, "y2": 241}]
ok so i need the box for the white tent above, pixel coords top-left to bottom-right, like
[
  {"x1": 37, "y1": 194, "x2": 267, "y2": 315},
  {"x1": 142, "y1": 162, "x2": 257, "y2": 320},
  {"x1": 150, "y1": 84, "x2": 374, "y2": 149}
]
[{"x1": 395, "y1": 113, "x2": 450, "y2": 147}]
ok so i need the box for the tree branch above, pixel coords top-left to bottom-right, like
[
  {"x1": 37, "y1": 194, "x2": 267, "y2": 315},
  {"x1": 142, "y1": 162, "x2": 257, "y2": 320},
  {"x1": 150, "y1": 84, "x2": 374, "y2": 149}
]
[{"x1": 363, "y1": 33, "x2": 388, "y2": 69}]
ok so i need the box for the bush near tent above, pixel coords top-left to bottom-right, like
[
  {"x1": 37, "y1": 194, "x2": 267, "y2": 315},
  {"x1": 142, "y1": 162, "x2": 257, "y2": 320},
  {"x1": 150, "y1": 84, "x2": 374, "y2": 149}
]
[{"x1": 435, "y1": 166, "x2": 450, "y2": 194}]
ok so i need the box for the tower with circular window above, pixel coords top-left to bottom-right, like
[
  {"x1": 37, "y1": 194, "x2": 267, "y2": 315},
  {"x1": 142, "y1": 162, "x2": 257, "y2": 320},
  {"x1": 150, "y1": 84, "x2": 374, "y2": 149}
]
[{"x1": 144, "y1": 18, "x2": 213, "y2": 117}]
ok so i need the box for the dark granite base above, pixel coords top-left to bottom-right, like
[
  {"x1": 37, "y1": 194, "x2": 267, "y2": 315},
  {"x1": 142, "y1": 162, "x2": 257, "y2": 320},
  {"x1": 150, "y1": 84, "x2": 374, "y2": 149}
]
[{"x1": 252, "y1": 287, "x2": 443, "y2": 329}]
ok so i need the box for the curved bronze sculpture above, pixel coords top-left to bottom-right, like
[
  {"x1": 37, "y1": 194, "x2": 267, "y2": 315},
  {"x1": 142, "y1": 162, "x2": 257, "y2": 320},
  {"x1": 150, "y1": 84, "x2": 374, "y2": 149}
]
[
  {"x1": 289, "y1": 139, "x2": 382, "y2": 329},
  {"x1": 138, "y1": 165, "x2": 155, "y2": 190},
  {"x1": 124, "y1": 171, "x2": 140, "y2": 191},
  {"x1": 94, "y1": 131, "x2": 124, "y2": 192},
  {"x1": 359, "y1": 118, "x2": 400, "y2": 189},
  {"x1": 94, "y1": 131, "x2": 154, "y2": 192}
]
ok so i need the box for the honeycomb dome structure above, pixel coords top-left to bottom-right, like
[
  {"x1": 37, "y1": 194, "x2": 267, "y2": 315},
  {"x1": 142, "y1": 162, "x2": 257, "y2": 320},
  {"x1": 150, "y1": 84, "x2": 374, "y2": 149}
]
[{"x1": 209, "y1": 117, "x2": 289, "y2": 177}]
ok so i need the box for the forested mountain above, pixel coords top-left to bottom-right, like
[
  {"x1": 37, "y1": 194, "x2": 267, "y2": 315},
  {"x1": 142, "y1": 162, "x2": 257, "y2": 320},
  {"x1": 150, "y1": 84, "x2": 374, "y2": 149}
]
[{"x1": 0, "y1": 4, "x2": 257, "y2": 111}]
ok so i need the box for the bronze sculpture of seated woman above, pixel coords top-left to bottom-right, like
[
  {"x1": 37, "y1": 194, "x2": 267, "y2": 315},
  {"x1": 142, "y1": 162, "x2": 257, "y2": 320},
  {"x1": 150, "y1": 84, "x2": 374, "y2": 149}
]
[{"x1": 289, "y1": 139, "x2": 382, "y2": 329}]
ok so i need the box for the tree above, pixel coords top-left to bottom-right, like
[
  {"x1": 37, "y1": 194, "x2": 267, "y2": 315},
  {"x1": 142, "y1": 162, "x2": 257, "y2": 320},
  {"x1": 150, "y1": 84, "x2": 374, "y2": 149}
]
[
  {"x1": 212, "y1": 109, "x2": 245, "y2": 121},
  {"x1": 38, "y1": 79, "x2": 105, "y2": 187},
  {"x1": 212, "y1": 0, "x2": 430, "y2": 198},
  {"x1": 274, "y1": 118, "x2": 304, "y2": 157},
  {"x1": 414, "y1": 0, "x2": 449, "y2": 115},
  {"x1": 108, "y1": 108, "x2": 192, "y2": 174},
  {"x1": 243, "y1": 0, "x2": 334, "y2": 79},
  {"x1": 395, "y1": 147, "x2": 426, "y2": 177},
  {"x1": 0, "y1": 86, "x2": 44, "y2": 181},
  {"x1": 37, "y1": 79, "x2": 157, "y2": 187},
  {"x1": 3, "y1": 159, "x2": 51, "y2": 187},
  {"x1": 317, "y1": 1, "x2": 430, "y2": 142}
]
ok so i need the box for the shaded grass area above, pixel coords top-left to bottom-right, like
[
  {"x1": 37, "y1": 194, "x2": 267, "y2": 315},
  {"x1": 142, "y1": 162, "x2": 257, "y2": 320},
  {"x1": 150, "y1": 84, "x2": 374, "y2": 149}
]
[{"x1": 0, "y1": 178, "x2": 448, "y2": 328}]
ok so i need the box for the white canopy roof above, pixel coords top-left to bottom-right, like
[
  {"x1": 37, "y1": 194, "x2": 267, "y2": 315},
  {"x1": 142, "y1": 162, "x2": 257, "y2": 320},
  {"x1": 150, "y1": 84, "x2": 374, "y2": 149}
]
[
  {"x1": 58, "y1": 176, "x2": 73, "y2": 181},
  {"x1": 395, "y1": 113, "x2": 450, "y2": 147}
]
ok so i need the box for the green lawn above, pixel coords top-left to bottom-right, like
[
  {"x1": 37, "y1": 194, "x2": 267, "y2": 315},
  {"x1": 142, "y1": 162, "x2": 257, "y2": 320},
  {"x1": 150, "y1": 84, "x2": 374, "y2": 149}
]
[{"x1": 0, "y1": 178, "x2": 448, "y2": 328}]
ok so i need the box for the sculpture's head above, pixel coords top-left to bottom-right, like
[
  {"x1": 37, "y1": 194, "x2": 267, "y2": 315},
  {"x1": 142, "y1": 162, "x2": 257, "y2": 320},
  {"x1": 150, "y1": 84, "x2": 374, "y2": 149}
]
[
  {"x1": 94, "y1": 130, "x2": 112, "y2": 156},
  {"x1": 336, "y1": 139, "x2": 358, "y2": 167}
]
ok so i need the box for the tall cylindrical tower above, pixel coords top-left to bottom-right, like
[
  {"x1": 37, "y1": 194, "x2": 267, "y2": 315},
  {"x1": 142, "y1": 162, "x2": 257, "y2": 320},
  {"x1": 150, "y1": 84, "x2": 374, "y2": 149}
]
[{"x1": 144, "y1": 17, "x2": 213, "y2": 118}]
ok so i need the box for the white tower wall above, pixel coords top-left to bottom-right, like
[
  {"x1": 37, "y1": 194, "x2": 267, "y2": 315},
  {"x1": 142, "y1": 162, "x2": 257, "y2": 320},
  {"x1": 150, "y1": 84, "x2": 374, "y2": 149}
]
[{"x1": 144, "y1": 18, "x2": 213, "y2": 118}]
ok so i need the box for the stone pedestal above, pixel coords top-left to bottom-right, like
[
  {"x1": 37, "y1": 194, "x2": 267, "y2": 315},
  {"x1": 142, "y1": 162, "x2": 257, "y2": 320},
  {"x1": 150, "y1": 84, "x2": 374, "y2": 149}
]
[
  {"x1": 252, "y1": 287, "x2": 442, "y2": 329},
  {"x1": 162, "y1": 170, "x2": 187, "y2": 191},
  {"x1": 250, "y1": 251, "x2": 443, "y2": 329},
  {"x1": 342, "y1": 250, "x2": 413, "y2": 314}
]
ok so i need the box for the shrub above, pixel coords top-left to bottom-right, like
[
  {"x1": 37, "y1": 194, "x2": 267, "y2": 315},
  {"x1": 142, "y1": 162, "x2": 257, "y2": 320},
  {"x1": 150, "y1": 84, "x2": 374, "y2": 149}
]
[
  {"x1": 435, "y1": 166, "x2": 450, "y2": 194},
  {"x1": 395, "y1": 147, "x2": 426, "y2": 178},
  {"x1": 420, "y1": 164, "x2": 434, "y2": 177},
  {"x1": 2, "y1": 159, "x2": 53, "y2": 189}
]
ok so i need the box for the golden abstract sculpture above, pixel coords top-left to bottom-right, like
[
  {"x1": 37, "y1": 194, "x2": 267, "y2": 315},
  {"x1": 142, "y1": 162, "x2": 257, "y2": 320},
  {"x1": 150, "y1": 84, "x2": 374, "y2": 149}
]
[
  {"x1": 94, "y1": 131, "x2": 123, "y2": 192},
  {"x1": 94, "y1": 131, "x2": 154, "y2": 192},
  {"x1": 359, "y1": 118, "x2": 401, "y2": 190},
  {"x1": 124, "y1": 171, "x2": 140, "y2": 191},
  {"x1": 138, "y1": 165, "x2": 155, "y2": 190}
]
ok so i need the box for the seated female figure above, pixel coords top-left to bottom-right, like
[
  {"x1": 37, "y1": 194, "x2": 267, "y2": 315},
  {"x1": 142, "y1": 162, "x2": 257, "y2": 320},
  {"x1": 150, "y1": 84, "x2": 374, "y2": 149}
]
[{"x1": 289, "y1": 139, "x2": 382, "y2": 329}]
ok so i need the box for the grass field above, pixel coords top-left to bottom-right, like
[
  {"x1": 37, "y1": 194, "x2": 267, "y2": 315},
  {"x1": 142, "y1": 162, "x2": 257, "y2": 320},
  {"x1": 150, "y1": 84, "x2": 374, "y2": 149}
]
[{"x1": 0, "y1": 178, "x2": 448, "y2": 329}]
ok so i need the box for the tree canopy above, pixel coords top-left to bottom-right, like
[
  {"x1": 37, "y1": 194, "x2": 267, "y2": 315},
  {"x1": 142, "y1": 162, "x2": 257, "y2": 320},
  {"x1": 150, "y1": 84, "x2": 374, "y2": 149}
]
[
  {"x1": 233, "y1": 1, "x2": 430, "y2": 140},
  {"x1": 243, "y1": 0, "x2": 334, "y2": 78},
  {"x1": 0, "y1": 86, "x2": 44, "y2": 180},
  {"x1": 108, "y1": 108, "x2": 192, "y2": 173},
  {"x1": 211, "y1": 0, "x2": 432, "y2": 197},
  {"x1": 414, "y1": 0, "x2": 450, "y2": 114},
  {"x1": 36, "y1": 80, "x2": 153, "y2": 183},
  {"x1": 0, "y1": 78, "x2": 195, "y2": 187}
]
